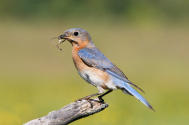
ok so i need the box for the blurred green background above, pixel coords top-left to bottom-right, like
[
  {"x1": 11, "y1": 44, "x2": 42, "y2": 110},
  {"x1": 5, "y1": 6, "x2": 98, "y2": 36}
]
[{"x1": 0, "y1": 0, "x2": 189, "y2": 125}]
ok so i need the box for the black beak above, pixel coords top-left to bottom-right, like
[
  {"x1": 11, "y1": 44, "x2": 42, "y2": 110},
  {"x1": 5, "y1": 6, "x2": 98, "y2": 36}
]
[
  {"x1": 58, "y1": 34, "x2": 66, "y2": 40},
  {"x1": 58, "y1": 33, "x2": 68, "y2": 44},
  {"x1": 58, "y1": 32, "x2": 76, "y2": 44}
]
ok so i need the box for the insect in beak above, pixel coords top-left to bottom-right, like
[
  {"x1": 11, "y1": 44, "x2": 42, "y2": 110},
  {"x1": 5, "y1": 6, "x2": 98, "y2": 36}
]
[{"x1": 56, "y1": 39, "x2": 65, "y2": 51}]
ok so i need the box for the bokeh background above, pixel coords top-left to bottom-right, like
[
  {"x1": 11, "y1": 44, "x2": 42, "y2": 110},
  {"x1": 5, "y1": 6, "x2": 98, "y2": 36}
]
[{"x1": 0, "y1": 0, "x2": 189, "y2": 125}]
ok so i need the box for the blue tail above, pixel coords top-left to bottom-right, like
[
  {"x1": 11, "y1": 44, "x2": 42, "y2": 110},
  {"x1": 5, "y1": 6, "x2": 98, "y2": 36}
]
[
  {"x1": 111, "y1": 76, "x2": 154, "y2": 111},
  {"x1": 122, "y1": 82, "x2": 154, "y2": 111}
]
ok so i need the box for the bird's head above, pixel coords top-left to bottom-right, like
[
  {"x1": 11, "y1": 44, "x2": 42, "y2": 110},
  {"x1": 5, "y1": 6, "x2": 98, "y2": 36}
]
[{"x1": 58, "y1": 28, "x2": 92, "y2": 48}]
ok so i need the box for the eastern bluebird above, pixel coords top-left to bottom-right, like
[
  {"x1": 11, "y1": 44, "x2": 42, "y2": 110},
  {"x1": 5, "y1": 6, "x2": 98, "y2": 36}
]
[{"x1": 57, "y1": 28, "x2": 154, "y2": 111}]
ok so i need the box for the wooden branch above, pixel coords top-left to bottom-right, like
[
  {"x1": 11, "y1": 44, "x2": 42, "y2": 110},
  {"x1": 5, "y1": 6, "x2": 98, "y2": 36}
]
[{"x1": 24, "y1": 99, "x2": 108, "y2": 125}]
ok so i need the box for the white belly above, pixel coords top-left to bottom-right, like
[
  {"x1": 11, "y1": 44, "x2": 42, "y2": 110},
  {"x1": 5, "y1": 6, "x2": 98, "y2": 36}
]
[
  {"x1": 78, "y1": 69, "x2": 117, "y2": 90},
  {"x1": 79, "y1": 69, "x2": 104, "y2": 87}
]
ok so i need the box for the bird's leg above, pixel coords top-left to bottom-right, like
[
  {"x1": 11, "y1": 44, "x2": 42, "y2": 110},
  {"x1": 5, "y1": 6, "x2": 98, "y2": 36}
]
[{"x1": 98, "y1": 90, "x2": 113, "y2": 102}]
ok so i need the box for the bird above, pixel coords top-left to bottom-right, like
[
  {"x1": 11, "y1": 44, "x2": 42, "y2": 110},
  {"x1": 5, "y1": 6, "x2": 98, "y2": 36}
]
[{"x1": 57, "y1": 28, "x2": 154, "y2": 111}]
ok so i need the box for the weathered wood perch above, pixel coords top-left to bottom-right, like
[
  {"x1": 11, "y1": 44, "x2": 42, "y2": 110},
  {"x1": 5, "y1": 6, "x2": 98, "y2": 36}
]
[{"x1": 24, "y1": 99, "x2": 108, "y2": 125}]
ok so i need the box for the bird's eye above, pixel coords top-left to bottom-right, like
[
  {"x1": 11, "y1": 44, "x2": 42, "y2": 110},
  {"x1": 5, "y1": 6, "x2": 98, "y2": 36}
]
[{"x1": 73, "y1": 32, "x2": 79, "y2": 36}]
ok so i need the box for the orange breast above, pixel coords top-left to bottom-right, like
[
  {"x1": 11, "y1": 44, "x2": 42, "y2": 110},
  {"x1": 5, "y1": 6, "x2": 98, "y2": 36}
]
[{"x1": 72, "y1": 46, "x2": 110, "y2": 89}]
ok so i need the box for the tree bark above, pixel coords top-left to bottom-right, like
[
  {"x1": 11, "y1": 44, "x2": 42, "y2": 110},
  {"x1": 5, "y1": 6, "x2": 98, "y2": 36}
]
[{"x1": 24, "y1": 99, "x2": 108, "y2": 125}]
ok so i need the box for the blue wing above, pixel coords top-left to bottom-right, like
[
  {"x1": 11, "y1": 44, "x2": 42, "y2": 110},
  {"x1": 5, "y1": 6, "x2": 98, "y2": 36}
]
[
  {"x1": 78, "y1": 47, "x2": 153, "y2": 110},
  {"x1": 78, "y1": 47, "x2": 143, "y2": 92},
  {"x1": 78, "y1": 47, "x2": 129, "y2": 80}
]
